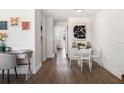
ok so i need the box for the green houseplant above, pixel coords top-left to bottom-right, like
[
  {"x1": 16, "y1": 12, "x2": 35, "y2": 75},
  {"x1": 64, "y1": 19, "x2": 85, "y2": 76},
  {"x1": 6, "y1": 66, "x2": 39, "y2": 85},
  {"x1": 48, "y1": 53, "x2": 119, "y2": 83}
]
[
  {"x1": 0, "y1": 32, "x2": 7, "y2": 52},
  {"x1": 77, "y1": 43, "x2": 85, "y2": 49},
  {"x1": 77, "y1": 43, "x2": 81, "y2": 49}
]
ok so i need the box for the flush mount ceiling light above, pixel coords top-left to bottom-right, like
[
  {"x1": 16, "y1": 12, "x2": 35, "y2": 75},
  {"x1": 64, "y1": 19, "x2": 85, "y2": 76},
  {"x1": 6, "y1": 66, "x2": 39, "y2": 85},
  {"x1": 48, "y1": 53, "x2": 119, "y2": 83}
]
[{"x1": 75, "y1": 9, "x2": 83, "y2": 13}]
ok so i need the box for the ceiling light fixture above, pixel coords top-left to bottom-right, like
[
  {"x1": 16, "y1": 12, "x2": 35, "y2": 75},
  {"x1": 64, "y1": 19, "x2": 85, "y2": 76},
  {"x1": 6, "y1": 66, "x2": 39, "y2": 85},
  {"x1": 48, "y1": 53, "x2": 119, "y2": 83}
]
[{"x1": 75, "y1": 9, "x2": 83, "y2": 13}]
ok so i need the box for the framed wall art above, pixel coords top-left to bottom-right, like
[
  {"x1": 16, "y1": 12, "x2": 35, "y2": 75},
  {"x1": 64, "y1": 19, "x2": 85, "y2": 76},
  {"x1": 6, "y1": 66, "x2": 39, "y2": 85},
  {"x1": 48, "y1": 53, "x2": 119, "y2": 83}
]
[
  {"x1": 10, "y1": 17, "x2": 20, "y2": 27},
  {"x1": 22, "y1": 21, "x2": 30, "y2": 30},
  {"x1": 0, "y1": 21, "x2": 7, "y2": 30},
  {"x1": 73, "y1": 24, "x2": 86, "y2": 40}
]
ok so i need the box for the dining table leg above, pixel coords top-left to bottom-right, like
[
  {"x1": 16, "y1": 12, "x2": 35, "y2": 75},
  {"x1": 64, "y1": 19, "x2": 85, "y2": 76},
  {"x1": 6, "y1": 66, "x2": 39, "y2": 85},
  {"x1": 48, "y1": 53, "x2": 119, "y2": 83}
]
[
  {"x1": 2, "y1": 70, "x2": 4, "y2": 79},
  {"x1": 14, "y1": 67, "x2": 18, "y2": 79},
  {"x1": 7, "y1": 69, "x2": 10, "y2": 84}
]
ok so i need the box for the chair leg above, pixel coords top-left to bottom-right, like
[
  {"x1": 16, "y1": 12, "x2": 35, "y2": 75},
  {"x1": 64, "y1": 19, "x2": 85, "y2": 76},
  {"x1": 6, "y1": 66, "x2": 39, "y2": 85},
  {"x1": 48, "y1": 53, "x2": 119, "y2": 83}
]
[
  {"x1": 78, "y1": 57, "x2": 81, "y2": 67},
  {"x1": 2, "y1": 70, "x2": 4, "y2": 79},
  {"x1": 100, "y1": 58, "x2": 103, "y2": 68},
  {"x1": 89, "y1": 60, "x2": 92, "y2": 71},
  {"x1": 69, "y1": 58, "x2": 71, "y2": 65},
  {"x1": 97, "y1": 58, "x2": 100, "y2": 67},
  {"x1": 7, "y1": 69, "x2": 10, "y2": 84},
  {"x1": 14, "y1": 67, "x2": 18, "y2": 79},
  {"x1": 81, "y1": 61, "x2": 83, "y2": 71}
]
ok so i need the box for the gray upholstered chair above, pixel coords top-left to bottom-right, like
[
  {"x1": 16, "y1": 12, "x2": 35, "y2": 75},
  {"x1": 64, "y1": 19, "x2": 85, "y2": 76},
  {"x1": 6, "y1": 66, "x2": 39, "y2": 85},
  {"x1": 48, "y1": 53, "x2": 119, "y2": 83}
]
[{"x1": 0, "y1": 53, "x2": 18, "y2": 83}]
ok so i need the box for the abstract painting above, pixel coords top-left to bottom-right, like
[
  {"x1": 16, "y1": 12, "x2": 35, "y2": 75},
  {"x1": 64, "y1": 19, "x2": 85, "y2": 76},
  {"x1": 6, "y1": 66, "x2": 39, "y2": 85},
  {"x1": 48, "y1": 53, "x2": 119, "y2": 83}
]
[
  {"x1": 22, "y1": 21, "x2": 30, "y2": 30},
  {"x1": 10, "y1": 17, "x2": 20, "y2": 27},
  {"x1": 73, "y1": 24, "x2": 86, "y2": 39},
  {"x1": 0, "y1": 21, "x2": 7, "y2": 30}
]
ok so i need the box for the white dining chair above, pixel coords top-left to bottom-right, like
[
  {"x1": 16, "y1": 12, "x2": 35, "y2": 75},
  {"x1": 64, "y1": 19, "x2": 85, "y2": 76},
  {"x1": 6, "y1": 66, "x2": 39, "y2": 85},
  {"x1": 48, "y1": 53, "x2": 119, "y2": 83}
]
[
  {"x1": 78, "y1": 49, "x2": 92, "y2": 71},
  {"x1": 0, "y1": 53, "x2": 18, "y2": 83},
  {"x1": 69, "y1": 48, "x2": 79, "y2": 65},
  {"x1": 92, "y1": 48, "x2": 103, "y2": 67}
]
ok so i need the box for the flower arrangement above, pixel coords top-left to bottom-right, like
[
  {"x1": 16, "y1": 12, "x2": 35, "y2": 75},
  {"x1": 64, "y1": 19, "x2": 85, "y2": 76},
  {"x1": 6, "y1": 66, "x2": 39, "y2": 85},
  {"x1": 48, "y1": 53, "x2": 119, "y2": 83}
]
[
  {"x1": 0, "y1": 32, "x2": 7, "y2": 44},
  {"x1": 0, "y1": 32, "x2": 7, "y2": 52}
]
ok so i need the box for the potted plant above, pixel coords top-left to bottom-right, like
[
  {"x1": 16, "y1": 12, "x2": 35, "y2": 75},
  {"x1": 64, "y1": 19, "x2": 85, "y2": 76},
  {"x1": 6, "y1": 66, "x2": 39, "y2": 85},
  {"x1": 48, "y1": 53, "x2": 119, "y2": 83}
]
[
  {"x1": 0, "y1": 32, "x2": 7, "y2": 52},
  {"x1": 77, "y1": 43, "x2": 82, "y2": 50}
]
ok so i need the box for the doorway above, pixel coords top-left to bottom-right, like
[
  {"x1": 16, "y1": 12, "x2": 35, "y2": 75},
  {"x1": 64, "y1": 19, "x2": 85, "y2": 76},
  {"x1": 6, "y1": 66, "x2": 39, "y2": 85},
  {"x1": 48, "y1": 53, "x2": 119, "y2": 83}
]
[
  {"x1": 56, "y1": 30, "x2": 66, "y2": 50},
  {"x1": 54, "y1": 23, "x2": 67, "y2": 58}
]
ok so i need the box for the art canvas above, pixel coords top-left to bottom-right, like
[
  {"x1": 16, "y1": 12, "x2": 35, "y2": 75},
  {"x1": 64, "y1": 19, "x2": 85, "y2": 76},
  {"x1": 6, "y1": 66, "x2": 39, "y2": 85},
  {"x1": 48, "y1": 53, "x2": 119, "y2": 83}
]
[
  {"x1": 10, "y1": 17, "x2": 20, "y2": 27},
  {"x1": 0, "y1": 21, "x2": 7, "y2": 30},
  {"x1": 73, "y1": 24, "x2": 86, "y2": 39},
  {"x1": 22, "y1": 21, "x2": 30, "y2": 30}
]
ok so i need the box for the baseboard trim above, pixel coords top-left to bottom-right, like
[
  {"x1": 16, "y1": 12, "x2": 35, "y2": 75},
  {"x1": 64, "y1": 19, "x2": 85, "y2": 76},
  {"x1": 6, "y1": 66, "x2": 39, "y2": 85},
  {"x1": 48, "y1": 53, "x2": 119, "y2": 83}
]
[
  {"x1": 33, "y1": 63, "x2": 42, "y2": 74},
  {"x1": 42, "y1": 57, "x2": 46, "y2": 62},
  {"x1": 103, "y1": 64, "x2": 121, "y2": 80}
]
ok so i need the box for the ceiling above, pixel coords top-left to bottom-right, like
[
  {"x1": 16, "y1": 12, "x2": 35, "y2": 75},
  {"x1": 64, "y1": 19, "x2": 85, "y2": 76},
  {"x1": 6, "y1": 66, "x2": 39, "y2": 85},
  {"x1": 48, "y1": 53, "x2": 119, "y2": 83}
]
[{"x1": 42, "y1": 9, "x2": 99, "y2": 22}]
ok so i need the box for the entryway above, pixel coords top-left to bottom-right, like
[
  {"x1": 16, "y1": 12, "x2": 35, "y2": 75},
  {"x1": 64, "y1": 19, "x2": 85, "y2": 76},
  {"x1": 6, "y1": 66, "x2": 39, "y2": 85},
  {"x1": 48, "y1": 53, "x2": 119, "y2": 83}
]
[{"x1": 54, "y1": 22, "x2": 67, "y2": 59}]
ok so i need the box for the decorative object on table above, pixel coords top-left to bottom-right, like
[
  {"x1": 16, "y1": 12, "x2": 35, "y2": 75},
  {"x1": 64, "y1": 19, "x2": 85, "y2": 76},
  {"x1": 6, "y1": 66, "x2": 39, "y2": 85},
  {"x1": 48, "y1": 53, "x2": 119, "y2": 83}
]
[
  {"x1": 72, "y1": 42, "x2": 77, "y2": 48},
  {"x1": 0, "y1": 21, "x2": 7, "y2": 30},
  {"x1": 73, "y1": 24, "x2": 86, "y2": 39},
  {"x1": 10, "y1": 17, "x2": 20, "y2": 27},
  {"x1": 86, "y1": 41, "x2": 91, "y2": 49},
  {"x1": 22, "y1": 21, "x2": 30, "y2": 30},
  {"x1": 5, "y1": 47, "x2": 11, "y2": 52},
  {"x1": 0, "y1": 32, "x2": 7, "y2": 52},
  {"x1": 77, "y1": 43, "x2": 86, "y2": 49}
]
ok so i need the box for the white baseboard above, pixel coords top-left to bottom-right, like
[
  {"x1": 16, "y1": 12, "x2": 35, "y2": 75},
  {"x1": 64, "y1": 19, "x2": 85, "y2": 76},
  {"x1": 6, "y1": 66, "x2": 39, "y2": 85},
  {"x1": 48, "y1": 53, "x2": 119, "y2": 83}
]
[
  {"x1": 42, "y1": 58, "x2": 46, "y2": 62},
  {"x1": 42, "y1": 56, "x2": 47, "y2": 62},
  {"x1": 32, "y1": 63, "x2": 42, "y2": 74},
  {"x1": 103, "y1": 64, "x2": 121, "y2": 80}
]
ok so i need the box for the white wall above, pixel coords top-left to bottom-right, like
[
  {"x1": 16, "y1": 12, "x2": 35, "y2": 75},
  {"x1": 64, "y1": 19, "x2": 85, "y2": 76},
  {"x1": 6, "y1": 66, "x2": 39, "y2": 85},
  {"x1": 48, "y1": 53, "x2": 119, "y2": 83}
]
[
  {"x1": 53, "y1": 26, "x2": 57, "y2": 54},
  {"x1": 68, "y1": 17, "x2": 92, "y2": 54},
  {"x1": 40, "y1": 12, "x2": 55, "y2": 60},
  {"x1": 0, "y1": 9, "x2": 36, "y2": 74},
  {"x1": 0, "y1": 9, "x2": 35, "y2": 50},
  {"x1": 0, "y1": 9, "x2": 44, "y2": 74},
  {"x1": 46, "y1": 17, "x2": 54, "y2": 58},
  {"x1": 93, "y1": 9, "x2": 124, "y2": 79},
  {"x1": 35, "y1": 9, "x2": 42, "y2": 73},
  {"x1": 41, "y1": 13, "x2": 47, "y2": 61}
]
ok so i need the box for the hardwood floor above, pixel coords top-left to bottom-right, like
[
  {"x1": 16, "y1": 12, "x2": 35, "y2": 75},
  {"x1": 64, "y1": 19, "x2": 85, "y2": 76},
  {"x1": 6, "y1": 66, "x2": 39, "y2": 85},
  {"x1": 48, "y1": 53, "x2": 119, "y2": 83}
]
[{"x1": 0, "y1": 49, "x2": 123, "y2": 84}]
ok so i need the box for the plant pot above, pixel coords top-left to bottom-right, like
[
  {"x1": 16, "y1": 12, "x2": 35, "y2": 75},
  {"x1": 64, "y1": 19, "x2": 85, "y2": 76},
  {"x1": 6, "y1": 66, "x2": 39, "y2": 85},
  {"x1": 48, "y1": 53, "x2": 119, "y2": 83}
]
[{"x1": 0, "y1": 45, "x2": 5, "y2": 52}]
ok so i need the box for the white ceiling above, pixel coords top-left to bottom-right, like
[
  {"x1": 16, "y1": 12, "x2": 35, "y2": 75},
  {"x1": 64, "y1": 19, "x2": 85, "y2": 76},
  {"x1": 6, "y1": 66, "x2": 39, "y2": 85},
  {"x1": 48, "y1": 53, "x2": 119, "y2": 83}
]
[{"x1": 42, "y1": 9, "x2": 99, "y2": 22}]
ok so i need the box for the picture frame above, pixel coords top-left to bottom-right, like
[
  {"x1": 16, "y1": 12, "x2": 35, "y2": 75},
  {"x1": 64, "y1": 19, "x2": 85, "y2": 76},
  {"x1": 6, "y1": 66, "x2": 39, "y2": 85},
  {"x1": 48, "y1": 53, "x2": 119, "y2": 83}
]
[
  {"x1": 22, "y1": 21, "x2": 30, "y2": 30},
  {"x1": 0, "y1": 21, "x2": 7, "y2": 30},
  {"x1": 10, "y1": 17, "x2": 20, "y2": 27},
  {"x1": 73, "y1": 23, "x2": 86, "y2": 40}
]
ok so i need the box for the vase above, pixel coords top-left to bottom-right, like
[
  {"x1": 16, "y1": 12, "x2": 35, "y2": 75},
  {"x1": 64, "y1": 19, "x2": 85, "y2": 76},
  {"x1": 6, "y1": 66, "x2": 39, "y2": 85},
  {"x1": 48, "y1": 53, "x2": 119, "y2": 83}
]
[{"x1": 0, "y1": 43, "x2": 5, "y2": 52}]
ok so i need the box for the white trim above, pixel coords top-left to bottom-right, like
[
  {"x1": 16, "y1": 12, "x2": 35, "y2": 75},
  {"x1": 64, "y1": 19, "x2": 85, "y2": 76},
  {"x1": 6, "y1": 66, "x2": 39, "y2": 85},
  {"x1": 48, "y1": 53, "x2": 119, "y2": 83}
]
[
  {"x1": 42, "y1": 57, "x2": 46, "y2": 62},
  {"x1": 103, "y1": 64, "x2": 121, "y2": 80},
  {"x1": 32, "y1": 63, "x2": 42, "y2": 74}
]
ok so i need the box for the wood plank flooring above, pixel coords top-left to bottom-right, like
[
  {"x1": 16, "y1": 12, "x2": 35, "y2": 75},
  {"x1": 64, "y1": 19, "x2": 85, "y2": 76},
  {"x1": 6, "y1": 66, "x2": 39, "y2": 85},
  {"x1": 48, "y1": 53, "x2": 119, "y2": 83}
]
[{"x1": 0, "y1": 49, "x2": 123, "y2": 84}]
